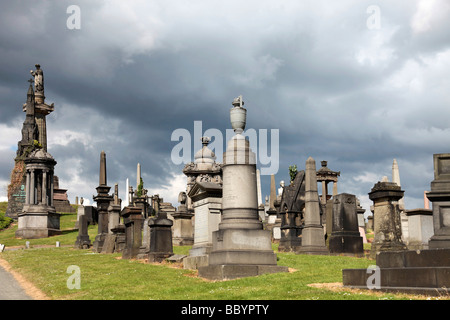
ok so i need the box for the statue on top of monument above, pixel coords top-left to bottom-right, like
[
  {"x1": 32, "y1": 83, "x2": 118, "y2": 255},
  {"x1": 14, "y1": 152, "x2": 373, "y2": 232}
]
[{"x1": 30, "y1": 64, "x2": 44, "y2": 103}]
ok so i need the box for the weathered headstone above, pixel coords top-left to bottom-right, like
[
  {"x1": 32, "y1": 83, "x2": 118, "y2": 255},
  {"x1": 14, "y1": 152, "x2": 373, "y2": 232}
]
[
  {"x1": 368, "y1": 180, "x2": 407, "y2": 258},
  {"x1": 148, "y1": 209, "x2": 174, "y2": 263},
  {"x1": 328, "y1": 193, "x2": 364, "y2": 256},
  {"x1": 172, "y1": 192, "x2": 194, "y2": 246},
  {"x1": 121, "y1": 206, "x2": 144, "y2": 259},
  {"x1": 198, "y1": 96, "x2": 288, "y2": 280},
  {"x1": 278, "y1": 170, "x2": 305, "y2": 252},
  {"x1": 74, "y1": 214, "x2": 91, "y2": 249}
]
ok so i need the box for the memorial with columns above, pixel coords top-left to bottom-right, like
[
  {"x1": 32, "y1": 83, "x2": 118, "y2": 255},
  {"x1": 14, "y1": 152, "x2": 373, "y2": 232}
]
[{"x1": 16, "y1": 148, "x2": 61, "y2": 239}]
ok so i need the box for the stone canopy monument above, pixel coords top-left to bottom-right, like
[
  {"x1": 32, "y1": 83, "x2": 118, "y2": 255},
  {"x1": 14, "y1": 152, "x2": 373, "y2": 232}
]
[
  {"x1": 7, "y1": 65, "x2": 73, "y2": 219},
  {"x1": 198, "y1": 96, "x2": 288, "y2": 280}
]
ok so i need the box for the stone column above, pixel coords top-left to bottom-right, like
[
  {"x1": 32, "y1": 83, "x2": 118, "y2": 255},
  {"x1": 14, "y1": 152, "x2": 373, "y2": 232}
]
[
  {"x1": 30, "y1": 169, "x2": 35, "y2": 205},
  {"x1": 297, "y1": 157, "x2": 329, "y2": 255},
  {"x1": 49, "y1": 172, "x2": 54, "y2": 206},
  {"x1": 42, "y1": 170, "x2": 47, "y2": 205},
  {"x1": 25, "y1": 170, "x2": 30, "y2": 205},
  {"x1": 369, "y1": 180, "x2": 407, "y2": 259}
]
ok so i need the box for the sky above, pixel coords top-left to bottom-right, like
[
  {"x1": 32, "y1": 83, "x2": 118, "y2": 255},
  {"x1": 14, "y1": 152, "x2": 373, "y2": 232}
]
[{"x1": 1, "y1": 0, "x2": 450, "y2": 216}]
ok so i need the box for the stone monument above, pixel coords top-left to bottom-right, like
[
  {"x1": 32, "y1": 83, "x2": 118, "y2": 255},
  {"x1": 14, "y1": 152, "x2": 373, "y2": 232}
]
[
  {"x1": 328, "y1": 193, "x2": 364, "y2": 256},
  {"x1": 183, "y1": 136, "x2": 223, "y2": 215},
  {"x1": 183, "y1": 181, "x2": 222, "y2": 269},
  {"x1": 296, "y1": 157, "x2": 329, "y2": 255},
  {"x1": 368, "y1": 179, "x2": 407, "y2": 258},
  {"x1": 148, "y1": 205, "x2": 174, "y2": 263},
  {"x1": 198, "y1": 96, "x2": 288, "y2": 280},
  {"x1": 277, "y1": 170, "x2": 305, "y2": 252},
  {"x1": 172, "y1": 192, "x2": 194, "y2": 246},
  {"x1": 92, "y1": 151, "x2": 113, "y2": 253},
  {"x1": 121, "y1": 206, "x2": 144, "y2": 259}
]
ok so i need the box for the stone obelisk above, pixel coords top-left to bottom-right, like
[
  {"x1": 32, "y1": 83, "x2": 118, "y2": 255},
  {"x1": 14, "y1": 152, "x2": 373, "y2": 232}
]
[
  {"x1": 92, "y1": 151, "x2": 113, "y2": 252},
  {"x1": 297, "y1": 157, "x2": 329, "y2": 255},
  {"x1": 198, "y1": 96, "x2": 288, "y2": 280}
]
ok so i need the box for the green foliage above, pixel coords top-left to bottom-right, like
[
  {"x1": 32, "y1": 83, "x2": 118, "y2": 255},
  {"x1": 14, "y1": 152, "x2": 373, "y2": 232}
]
[
  {"x1": 0, "y1": 202, "x2": 12, "y2": 230},
  {"x1": 289, "y1": 165, "x2": 298, "y2": 183},
  {"x1": 136, "y1": 177, "x2": 144, "y2": 198}
]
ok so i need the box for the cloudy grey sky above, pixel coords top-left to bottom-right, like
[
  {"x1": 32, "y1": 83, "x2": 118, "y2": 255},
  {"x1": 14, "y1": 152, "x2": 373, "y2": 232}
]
[{"x1": 1, "y1": 0, "x2": 450, "y2": 214}]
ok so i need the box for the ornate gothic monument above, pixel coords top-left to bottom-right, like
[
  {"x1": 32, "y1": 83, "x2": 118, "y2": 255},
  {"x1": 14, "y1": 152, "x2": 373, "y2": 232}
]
[{"x1": 6, "y1": 64, "x2": 73, "y2": 220}]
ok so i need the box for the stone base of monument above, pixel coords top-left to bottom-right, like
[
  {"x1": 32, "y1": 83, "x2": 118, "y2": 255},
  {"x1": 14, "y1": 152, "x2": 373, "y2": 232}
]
[
  {"x1": 278, "y1": 227, "x2": 302, "y2": 252},
  {"x1": 342, "y1": 249, "x2": 450, "y2": 296},
  {"x1": 328, "y1": 233, "x2": 364, "y2": 257},
  {"x1": 197, "y1": 228, "x2": 289, "y2": 280},
  {"x1": 183, "y1": 244, "x2": 212, "y2": 269},
  {"x1": 15, "y1": 206, "x2": 61, "y2": 239},
  {"x1": 198, "y1": 264, "x2": 289, "y2": 281},
  {"x1": 147, "y1": 252, "x2": 173, "y2": 263}
]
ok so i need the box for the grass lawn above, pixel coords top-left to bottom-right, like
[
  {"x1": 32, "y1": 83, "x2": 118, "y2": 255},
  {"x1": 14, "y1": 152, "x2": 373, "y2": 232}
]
[{"x1": 0, "y1": 203, "x2": 439, "y2": 300}]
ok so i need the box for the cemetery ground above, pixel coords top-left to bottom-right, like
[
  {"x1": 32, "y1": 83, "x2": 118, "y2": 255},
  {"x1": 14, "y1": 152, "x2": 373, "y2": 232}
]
[{"x1": 0, "y1": 203, "x2": 448, "y2": 301}]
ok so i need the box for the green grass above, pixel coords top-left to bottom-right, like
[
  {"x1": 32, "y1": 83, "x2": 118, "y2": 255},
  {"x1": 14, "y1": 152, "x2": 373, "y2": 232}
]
[
  {"x1": 0, "y1": 205, "x2": 427, "y2": 300},
  {"x1": 1, "y1": 246, "x2": 390, "y2": 300}
]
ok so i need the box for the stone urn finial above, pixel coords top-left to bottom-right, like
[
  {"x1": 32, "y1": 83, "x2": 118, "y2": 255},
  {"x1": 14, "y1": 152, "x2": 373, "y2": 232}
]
[{"x1": 230, "y1": 95, "x2": 246, "y2": 134}]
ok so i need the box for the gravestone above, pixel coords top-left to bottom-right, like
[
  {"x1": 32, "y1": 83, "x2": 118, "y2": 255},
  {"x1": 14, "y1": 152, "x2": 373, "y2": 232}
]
[
  {"x1": 183, "y1": 181, "x2": 222, "y2": 269},
  {"x1": 426, "y1": 153, "x2": 450, "y2": 249},
  {"x1": 278, "y1": 170, "x2": 305, "y2": 252},
  {"x1": 198, "y1": 96, "x2": 288, "y2": 280},
  {"x1": 148, "y1": 210, "x2": 174, "y2": 263},
  {"x1": 172, "y1": 192, "x2": 194, "y2": 246},
  {"x1": 296, "y1": 157, "x2": 329, "y2": 255},
  {"x1": 368, "y1": 180, "x2": 407, "y2": 259},
  {"x1": 74, "y1": 214, "x2": 91, "y2": 249},
  {"x1": 328, "y1": 193, "x2": 364, "y2": 256},
  {"x1": 121, "y1": 206, "x2": 144, "y2": 259}
]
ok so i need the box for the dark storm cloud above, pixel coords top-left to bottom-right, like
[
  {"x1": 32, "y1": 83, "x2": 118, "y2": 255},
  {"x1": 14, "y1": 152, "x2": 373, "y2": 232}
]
[{"x1": 1, "y1": 1, "x2": 450, "y2": 209}]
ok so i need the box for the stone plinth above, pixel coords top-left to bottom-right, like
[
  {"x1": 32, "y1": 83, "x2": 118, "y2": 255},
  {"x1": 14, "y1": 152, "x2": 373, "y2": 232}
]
[
  {"x1": 343, "y1": 249, "x2": 450, "y2": 296},
  {"x1": 15, "y1": 148, "x2": 61, "y2": 239},
  {"x1": 427, "y1": 153, "x2": 450, "y2": 249},
  {"x1": 121, "y1": 206, "x2": 144, "y2": 259},
  {"x1": 172, "y1": 204, "x2": 194, "y2": 246},
  {"x1": 16, "y1": 205, "x2": 61, "y2": 239},
  {"x1": 368, "y1": 181, "x2": 407, "y2": 259},
  {"x1": 406, "y1": 208, "x2": 434, "y2": 250},
  {"x1": 328, "y1": 193, "x2": 363, "y2": 256}
]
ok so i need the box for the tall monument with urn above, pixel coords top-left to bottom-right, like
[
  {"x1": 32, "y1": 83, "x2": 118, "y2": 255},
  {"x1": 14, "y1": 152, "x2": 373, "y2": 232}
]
[{"x1": 198, "y1": 96, "x2": 288, "y2": 280}]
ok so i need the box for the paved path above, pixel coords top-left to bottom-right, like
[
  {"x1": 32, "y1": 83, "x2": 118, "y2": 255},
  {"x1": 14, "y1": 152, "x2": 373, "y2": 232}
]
[{"x1": 0, "y1": 263, "x2": 33, "y2": 300}]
